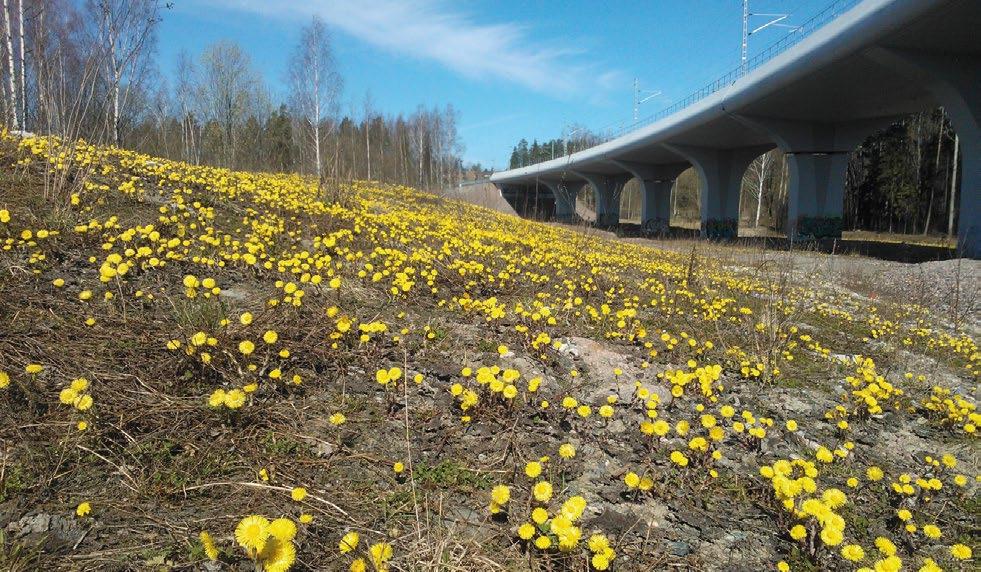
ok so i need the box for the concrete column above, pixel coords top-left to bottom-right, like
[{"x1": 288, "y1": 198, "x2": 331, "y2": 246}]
[
  {"x1": 662, "y1": 144, "x2": 769, "y2": 239},
  {"x1": 571, "y1": 171, "x2": 631, "y2": 227},
  {"x1": 540, "y1": 179, "x2": 585, "y2": 223},
  {"x1": 958, "y1": 135, "x2": 980, "y2": 259},
  {"x1": 610, "y1": 160, "x2": 689, "y2": 234},
  {"x1": 785, "y1": 152, "x2": 849, "y2": 239},
  {"x1": 870, "y1": 49, "x2": 980, "y2": 258},
  {"x1": 737, "y1": 117, "x2": 897, "y2": 240}
]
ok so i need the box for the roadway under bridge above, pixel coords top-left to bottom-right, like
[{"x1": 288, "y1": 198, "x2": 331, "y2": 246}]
[{"x1": 489, "y1": 0, "x2": 980, "y2": 257}]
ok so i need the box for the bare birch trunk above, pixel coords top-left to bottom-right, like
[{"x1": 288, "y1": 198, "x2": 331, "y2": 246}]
[
  {"x1": 3, "y1": 0, "x2": 18, "y2": 130},
  {"x1": 947, "y1": 134, "x2": 958, "y2": 238},
  {"x1": 16, "y1": 0, "x2": 23, "y2": 129}
]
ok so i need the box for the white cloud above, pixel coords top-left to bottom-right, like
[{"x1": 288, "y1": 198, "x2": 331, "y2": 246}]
[{"x1": 208, "y1": 0, "x2": 614, "y2": 95}]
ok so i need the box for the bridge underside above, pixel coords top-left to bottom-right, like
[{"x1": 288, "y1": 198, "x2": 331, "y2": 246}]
[
  {"x1": 499, "y1": 184, "x2": 555, "y2": 221},
  {"x1": 491, "y1": 0, "x2": 980, "y2": 257}
]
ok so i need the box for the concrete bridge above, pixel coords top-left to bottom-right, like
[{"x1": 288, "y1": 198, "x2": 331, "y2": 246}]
[{"x1": 489, "y1": 0, "x2": 980, "y2": 257}]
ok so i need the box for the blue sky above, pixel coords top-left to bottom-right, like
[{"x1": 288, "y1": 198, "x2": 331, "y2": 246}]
[{"x1": 157, "y1": 0, "x2": 823, "y2": 169}]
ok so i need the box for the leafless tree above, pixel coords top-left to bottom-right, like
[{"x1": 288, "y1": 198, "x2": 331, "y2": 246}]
[
  {"x1": 743, "y1": 150, "x2": 775, "y2": 227},
  {"x1": 947, "y1": 133, "x2": 958, "y2": 238},
  {"x1": 30, "y1": 0, "x2": 102, "y2": 142},
  {"x1": 288, "y1": 16, "x2": 340, "y2": 181},
  {"x1": 923, "y1": 108, "x2": 944, "y2": 235},
  {"x1": 88, "y1": 0, "x2": 159, "y2": 146},
  {"x1": 198, "y1": 40, "x2": 265, "y2": 168},
  {"x1": 3, "y1": 0, "x2": 18, "y2": 129},
  {"x1": 363, "y1": 90, "x2": 373, "y2": 180},
  {"x1": 16, "y1": 0, "x2": 23, "y2": 128},
  {"x1": 173, "y1": 49, "x2": 199, "y2": 164}
]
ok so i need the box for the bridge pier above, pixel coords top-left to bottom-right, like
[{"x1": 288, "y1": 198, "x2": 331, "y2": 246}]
[
  {"x1": 663, "y1": 144, "x2": 768, "y2": 239},
  {"x1": 870, "y1": 49, "x2": 980, "y2": 258},
  {"x1": 540, "y1": 180, "x2": 586, "y2": 223},
  {"x1": 611, "y1": 160, "x2": 689, "y2": 234},
  {"x1": 736, "y1": 117, "x2": 896, "y2": 240},
  {"x1": 785, "y1": 152, "x2": 848, "y2": 240},
  {"x1": 571, "y1": 172, "x2": 631, "y2": 227},
  {"x1": 958, "y1": 133, "x2": 980, "y2": 259}
]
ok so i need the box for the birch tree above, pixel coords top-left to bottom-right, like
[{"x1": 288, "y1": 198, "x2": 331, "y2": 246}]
[
  {"x1": 30, "y1": 0, "x2": 103, "y2": 141},
  {"x1": 90, "y1": 0, "x2": 158, "y2": 145},
  {"x1": 16, "y1": 0, "x2": 23, "y2": 128},
  {"x1": 3, "y1": 0, "x2": 18, "y2": 129},
  {"x1": 742, "y1": 150, "x2": 775, "y2": 227},
  {"x1": 288, "y1": 16, "x2": 340, "y2": 181},
  {"x1": 947, "y1": 133, "x2": 958, "y2": 238},
  {"x1": 362, "y1": 90, "x2": 373, "y2": 180},
  {"x1": 198, "y1": 40, "x2": 263, "y2": 168},
  {"x1": 174, "y1": 50, "x2": 199, "y2": 164}
]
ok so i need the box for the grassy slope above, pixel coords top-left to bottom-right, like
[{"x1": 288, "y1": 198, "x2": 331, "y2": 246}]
[{"x1": 0, "y1": 133, "x2": 977, "y2": 571}]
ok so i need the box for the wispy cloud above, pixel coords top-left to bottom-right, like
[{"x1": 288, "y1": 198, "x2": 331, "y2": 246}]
[
  {"x1": 459, "y1": 112, "x2": 529, "y2": 132},
  {"x1": 207, "y1": 0, "x2": 616, "y2": 96}
]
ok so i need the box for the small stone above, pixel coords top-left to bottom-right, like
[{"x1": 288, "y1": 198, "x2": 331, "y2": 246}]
[
  {"x1": 728, "y1": 530, "x2": 749, "y2": 542},
  {"x1": 668, "y1": 540, "x2": 691, "y2": 556}
]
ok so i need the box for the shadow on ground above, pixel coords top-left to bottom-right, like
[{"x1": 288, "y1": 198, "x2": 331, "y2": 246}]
[{"x1": 606, "y1": 223, "x2": 959, "y2": 263}]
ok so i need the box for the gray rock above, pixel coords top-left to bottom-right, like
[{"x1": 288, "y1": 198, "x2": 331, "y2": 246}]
[
  {"x1": 607, "y1": 419, "x2": 627, "y2": 433},
  {"x1": 5, "y1": 512, "x2": 83, "y2": 551}
]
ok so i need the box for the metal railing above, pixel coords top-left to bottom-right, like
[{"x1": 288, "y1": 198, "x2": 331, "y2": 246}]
[{"x1": 517, "y1": 0, "x2": 863, "y2": 167}]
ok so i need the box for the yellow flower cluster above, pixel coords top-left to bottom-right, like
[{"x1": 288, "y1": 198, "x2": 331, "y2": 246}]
[
  {"x1": 208, "y1": 387, "x2": 247, "y2": 409},
  {"x1": 233, "y1": 515, "x2": 298, "y2": 572},
  {"x1": 761, "y1": 458, "x2": 849, "y2": 546},
  {"x1": 840, "y1": 356, "x2": 905, "y2": 417},
  {"x1": 58, "y1": 377, "x2": 94, "y2": 411},
  {"x1": 922, "y1": 385, "x2": 978, "y2": 434},
  {"x1": 336, "y1": 531, "x2": 394, "y2": 572}
]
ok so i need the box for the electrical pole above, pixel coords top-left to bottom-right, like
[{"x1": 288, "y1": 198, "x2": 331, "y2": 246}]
[
  {"x1": 633, "y1": 78, "x2": 639, "y2": 121},
  {"x1": 565, "y1": 126, "x2": 583, "y2": 156},
  {"x1": 741, "y1": 1, "x2": 798, "y2": 75},
  {"x1": 633, "y1": 79, "x2": 661, "y2": 122},
  {"x1": 741, "y1": 0, "x2": 749, "y2": 74}
]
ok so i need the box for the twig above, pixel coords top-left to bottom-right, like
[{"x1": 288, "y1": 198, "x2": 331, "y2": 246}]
[
  {"x1": 75, "y1": 444, "x2": 139, "y2": 493},
  {"x1": 179, "y1": 480, "x2": 349, "y2": 517},
  {"x1": 403, "y1": 349, "x2": 423, "y2": 543}
]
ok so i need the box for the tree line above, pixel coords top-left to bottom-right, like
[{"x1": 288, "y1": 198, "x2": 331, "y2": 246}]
[
  {"x1": 508, "y1": 127, "x2": 603, "y2": 169},
  {"x1": 508, "y1": 108, "x2": 962, "y2": 236},
  {"x1": 2, "y1": 0, "x2": 467, "y2": 191}
]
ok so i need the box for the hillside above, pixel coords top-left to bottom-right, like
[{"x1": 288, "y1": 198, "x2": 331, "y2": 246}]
[{"x1": 0, "y1": 132, "x2": 977, "y2": 571}]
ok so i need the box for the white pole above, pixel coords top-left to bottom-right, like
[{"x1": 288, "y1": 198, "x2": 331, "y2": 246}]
[
  {"x1": 741, "y1": 0, "x2": 749, "y2": 74},
  {"x1": 633, "y1": 78, "x2": 638, "y2": 122}
]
